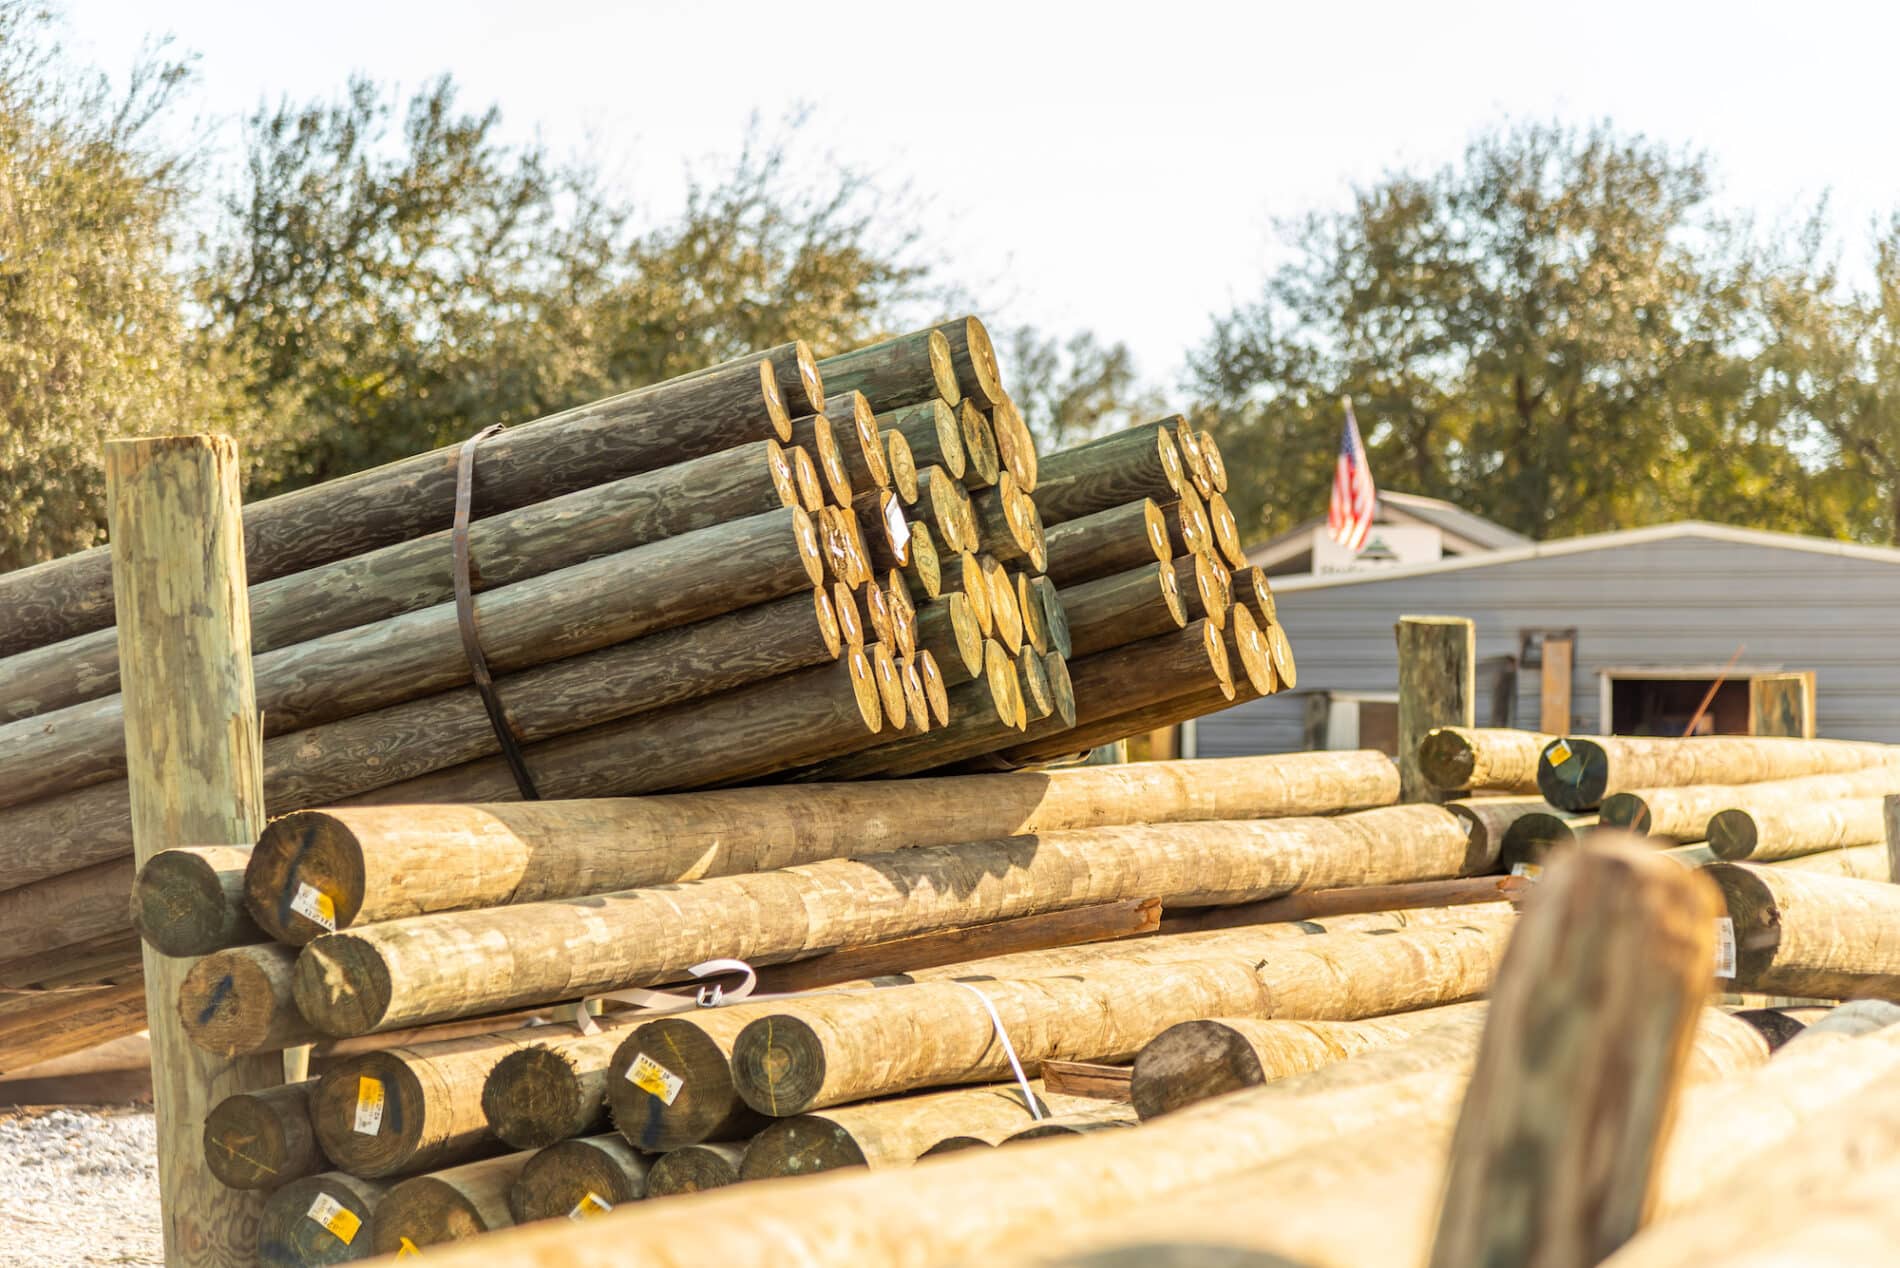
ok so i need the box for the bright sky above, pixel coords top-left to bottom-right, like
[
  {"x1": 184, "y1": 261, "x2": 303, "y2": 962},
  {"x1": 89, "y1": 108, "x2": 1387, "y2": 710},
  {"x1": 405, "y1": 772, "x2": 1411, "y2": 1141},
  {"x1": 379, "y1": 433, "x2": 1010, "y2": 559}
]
[{"x1": 64, "y1": 0, "x2": 1900, "y2": 391}]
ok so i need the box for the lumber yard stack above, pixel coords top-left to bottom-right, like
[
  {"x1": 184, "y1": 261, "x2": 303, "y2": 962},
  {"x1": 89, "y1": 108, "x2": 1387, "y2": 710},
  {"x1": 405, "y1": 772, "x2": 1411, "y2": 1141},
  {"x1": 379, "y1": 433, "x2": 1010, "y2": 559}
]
[
  {"x1": 144, "y1": 749, "x2": 1579, "y2": 1261},
  {"x1": 273, "y1": 813, "x2": 1900, "y2": 1268},
  {"x1": 0, "y1": 315, "x2": 1290, "y2": 1073}
]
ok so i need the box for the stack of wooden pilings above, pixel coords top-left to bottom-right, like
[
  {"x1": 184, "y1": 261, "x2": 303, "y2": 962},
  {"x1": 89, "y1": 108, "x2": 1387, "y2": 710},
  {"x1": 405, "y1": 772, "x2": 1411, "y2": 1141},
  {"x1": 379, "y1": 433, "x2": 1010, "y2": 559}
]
[
  {"x1": 130, "y1": 749, "x2": 1576, "y2": 1260},
  {"x1": 302, "y1": 820, "x2": 1900, "y2": 1268},
  {"x1": 0, "y1": 315, "x2": 1292, "y2": 1072}
]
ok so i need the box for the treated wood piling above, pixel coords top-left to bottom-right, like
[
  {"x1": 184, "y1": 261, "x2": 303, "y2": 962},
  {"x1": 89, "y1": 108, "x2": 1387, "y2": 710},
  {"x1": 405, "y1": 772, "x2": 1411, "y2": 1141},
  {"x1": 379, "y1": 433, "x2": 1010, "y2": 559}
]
[
  {"x1": 935, "y1": 316, "x2": 1005, "y2": 410},
  {"x1": 311, "y1": 1032, "x2": 538, "y2": 1176},
  {"x1": 203, "y1": 1079, "x2": 323, "y2": 1191},
  {"x1": 1033, "y1": 421, "x2": 1185, "y2": 525},
  {"x1": 1602, "y1": 767, "x2": 1900, "y2": 843},
  {"x1": 1396, "y1": 616, "x2": 1476, "y2": 803},
  {"x1": 739, "y1": 1083, "x2": 1069, "y2": 1180},
  {"x1": 1428, "y1": 838, "x2": 1719, "y2": 1267},
  {"x1": 1062, "y1": 564, "x2": 1186, "y2": 657},
  {"x1": 1417, "y1": 727, "x2": 1557, "y2": 795},
  {"x1": 481, "y1": 1021, "x2": 644, "y2": 1151},
  {"x1": 1039, "y1": 499, "x2": 1171, "y2": 586},
  {"x1": 256, "y1": 1173, "x2": 387, "y2": 1266},
  {"x1": 507, "y1": 1135, "x2": 652, "y2": 1224},
  {"x1": 1709, "y1": 798, "x2": 1888, "y2": 861},
  {"x1": 606, "y1": 1010, "x2": 774, "y2": 1151},
  {"x1": 1706, "y1": 864, "x2": 1900, "y2": 998},
  {"x1": 816, "y1": 329, "x2": 959, "y2": 412},
  {"x1": 106, "y1": 434, "x2": 278, "y2": 1268},
  {"x1": 370, "y1": 1151, "x2": 532, "y2": 1254},
  {"x1": 645, "y1": 1142, "x2": 747, "y2": 1197},
  {"x1": 1537, "y1": 735, "x2": 1900, "y2": 812},
  {"x1": 132, "y1": 845, "x2": 260, "y2": 957}
]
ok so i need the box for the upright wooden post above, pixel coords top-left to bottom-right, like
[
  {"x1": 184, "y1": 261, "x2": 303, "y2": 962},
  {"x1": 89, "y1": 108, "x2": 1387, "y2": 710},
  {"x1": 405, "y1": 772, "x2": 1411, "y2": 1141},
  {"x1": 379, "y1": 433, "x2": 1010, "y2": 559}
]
[
  {"x1": 1396, "y1": 616, "x2": 1474, "y2": 802},
  {"x1": 108, "y1": 435, "x2": 280, "y2": 1266},
  {"x1": 1884, "y1": 794, "x2": 1900, "y2": 884},
  {"x1": 1539, "y1": 634, "x2": 1573, "y2": 735},
  {"x1": 1428, "y1": 835, "x2": 1717, "y2": 1268}
]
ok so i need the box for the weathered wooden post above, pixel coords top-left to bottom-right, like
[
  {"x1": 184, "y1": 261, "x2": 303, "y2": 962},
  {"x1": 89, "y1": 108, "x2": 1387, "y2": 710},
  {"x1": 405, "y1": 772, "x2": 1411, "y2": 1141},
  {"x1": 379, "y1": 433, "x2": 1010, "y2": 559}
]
[
  {"x1": 1396, "y1": 615, "x2": 1474, "y2": 802},
  {"x1": 1428, "y1": 834, "x2": 1717, "y2": 1267},
  {"x1": 1884, "y1": 793, "x2": 1900, "y2": 883},
  {"x1": 108, "y1": 435, "x2": 281, "y2": 1266}
]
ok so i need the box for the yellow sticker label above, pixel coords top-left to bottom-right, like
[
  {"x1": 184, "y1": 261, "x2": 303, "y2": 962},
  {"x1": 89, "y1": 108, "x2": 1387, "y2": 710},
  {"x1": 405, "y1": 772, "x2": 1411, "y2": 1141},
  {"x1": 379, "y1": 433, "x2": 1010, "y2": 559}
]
[
  {"x1": 569, "y1": 1191, "x2": 614, "y2": 1220},
  {"x1": 1510, "y1": 862, "x2": 1544, "y2": 881},
  {"x1": 1547, "y1": 739, "x2": 1574, "y2": 767},
  {"x1": 398, "y1": 1237, "x2": 422, "y2": 1257},
  {"x1": 353, "y1": 1076, "x2": 385, "y2": 1135},
  {"x1": 291, "y1": 882, "x2": 337, "y2": 932},
  {"x1": 626, "y1": 1052, "x2": 684, "y2": 1105},
  {"x1": 304, "y1": 1193, "x2": 360, "y2": 1245}
]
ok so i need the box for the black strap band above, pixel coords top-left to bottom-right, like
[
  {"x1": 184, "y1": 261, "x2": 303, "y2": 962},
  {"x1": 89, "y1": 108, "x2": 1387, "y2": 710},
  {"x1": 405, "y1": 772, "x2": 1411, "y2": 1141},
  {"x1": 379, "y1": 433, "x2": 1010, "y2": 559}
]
[{"x1": 453, "y1": 425, "x2": 540, "y2": 800}]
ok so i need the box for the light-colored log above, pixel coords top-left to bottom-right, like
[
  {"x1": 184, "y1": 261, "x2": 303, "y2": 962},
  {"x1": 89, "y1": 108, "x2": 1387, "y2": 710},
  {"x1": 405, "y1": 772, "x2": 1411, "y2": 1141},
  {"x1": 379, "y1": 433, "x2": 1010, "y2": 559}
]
[
  {"x1": 1709, "y1": 797, "x2": 1888, "y2": 861},
  {"x1": 1397, "y1": 616, "x2": 1476, "y2": 803},
  {"x1": 735, "y1": 908, "x2": 1507, "y2": 1115},
  {"x1": 255, "y1": 1171, "x2": 387, "y2": 1266},
  {"x1": 292, "y1": 801, "x2": 1486, "y2": 1037},
  {"x1": 1707, "y1": 863, "x2": 1900, "y2": 998},
  {"x1": 1130, "y1": 1005, "x2": 1488, "y2": 1120},
  {"x1": 1429, "y1": 838, "x2": 1720, "y2": 1267},
  {"x1": 1538, "y1": 734, "x2": 1900, "y2": 812},
  {"x1": 1163, "y1": 879, "x2": 1524, "y2": 935},
  {"x1": 1417, "y1": 727, "x2": 1557, "y2": 794},
  {"x1": 507, "y1": 1134, "x2": 651, "y2": 1224},
  {"x1": 1768, "y1": 842, "x2": 1890, "y2": 879},
  {"x1": 370, "y1": 1151, "x2": 531, "y2": 1255},
  {"x1": 106, "y1": 433, "x2": 279, "y2": 1267},
  {"x1": 311, "y1": 1030, "x2": 536, "y2": 1177},
  {"x1": 1602, "y1": 767, "x2": 1900, "y2": 843},
  {"x1": 480, "y1": 1018, "x2": 643, "y2": 1151}
]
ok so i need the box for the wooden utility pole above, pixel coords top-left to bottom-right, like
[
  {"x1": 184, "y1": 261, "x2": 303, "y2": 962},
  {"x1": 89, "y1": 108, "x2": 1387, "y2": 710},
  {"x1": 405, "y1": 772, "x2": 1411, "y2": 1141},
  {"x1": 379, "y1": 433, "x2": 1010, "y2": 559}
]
[
  {"x1": 1396, "y1": 616, "x2": 1475, "y2": 803},
  {"x1": 1428, "y1": 835, "x2": 1717, "y2": 1268},
  {"x1": 107, "y1": 434, "x2": 280, "y2": 1266}
]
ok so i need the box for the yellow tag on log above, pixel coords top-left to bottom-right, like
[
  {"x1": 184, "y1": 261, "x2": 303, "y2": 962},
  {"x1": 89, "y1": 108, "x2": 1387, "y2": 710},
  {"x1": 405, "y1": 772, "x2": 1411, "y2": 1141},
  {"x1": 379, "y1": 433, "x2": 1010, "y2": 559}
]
[
  {"x1": 304, "y1": 1193, "x2": 360, "y2": 1245},
  {"x1": 291, "y1": 882, "x2": 337, "y2": 932},
  {"x1": 569, "y1": 1191, "x2": 614, "y2": 1220},
  {"x1": 397, "y1": 1237, "x2": 422, "y2": 1257},
  {"x1": 1547, "y1": 739, "x2": 1574, "y2": 768},
  {"x1": 626, "y1": 1052, "x2": 684, "y2": 1105},
  {"x1": 353, "y1": 1076, "x2": 385, "y2": 1135},
  {"x1": 1510, "y1": 862, "x2": 1543, "y2": 881}
]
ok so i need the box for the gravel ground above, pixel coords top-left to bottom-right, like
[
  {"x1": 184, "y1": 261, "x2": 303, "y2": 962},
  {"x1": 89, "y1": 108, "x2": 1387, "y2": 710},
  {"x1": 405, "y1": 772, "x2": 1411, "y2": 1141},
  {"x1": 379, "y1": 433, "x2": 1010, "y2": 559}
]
[{"x1": 0, "y1": 1106, "x2": 162, "y2": 1266}]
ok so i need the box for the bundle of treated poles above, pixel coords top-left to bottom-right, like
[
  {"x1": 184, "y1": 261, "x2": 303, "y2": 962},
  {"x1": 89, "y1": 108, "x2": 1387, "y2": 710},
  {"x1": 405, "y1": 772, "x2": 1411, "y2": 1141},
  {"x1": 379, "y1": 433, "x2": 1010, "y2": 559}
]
[
  {"x1": 241, "y1": 806, "x2": 1900, "y2": 1268},
  {"x1": 0, "y1": 314, "x2": 1290, "y2": 1072},
  {"x1": 131, "y1": 748, "x2": 1604, "y2": 1261}
]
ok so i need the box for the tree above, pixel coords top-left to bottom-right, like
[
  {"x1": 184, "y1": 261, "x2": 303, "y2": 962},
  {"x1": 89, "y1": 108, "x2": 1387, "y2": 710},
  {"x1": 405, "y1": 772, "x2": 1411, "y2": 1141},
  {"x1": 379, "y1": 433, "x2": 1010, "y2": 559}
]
[
  {"x1": 0, "y1": 3, "x2": 255, "y2": 570},
  {"x1": 1001, "y1": 327, "x2": 1160, "y2": 448},
  {"x1": 1187, "y1": 121, "x2": 1850, "y2": 544}
]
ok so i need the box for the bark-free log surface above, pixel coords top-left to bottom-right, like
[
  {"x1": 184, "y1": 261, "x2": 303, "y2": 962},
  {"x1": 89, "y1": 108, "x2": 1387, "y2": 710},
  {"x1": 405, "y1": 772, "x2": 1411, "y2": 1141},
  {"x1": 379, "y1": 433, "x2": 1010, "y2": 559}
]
[
  {"x1": 370, "y1": 1151, "x2": 530, "y2": 1254},
  {"x1": 0, "y1": 359, "x2": 789, "y2": 657},
  {"x1": 1709, "y1": 797, "x2": 1888, "y2": 861},
  {"x1": 1039, "y1": 499, "x2": 1170, "y2": 588},
  {"x1": 132, "y1": 845, "x2": 261, "y2": 957},
  {"x1": 0, "y1": 858, "x2": 135, "y2": 968},
  {"x1": 180, "y1": 939, "x2": 325, "y2": 1062},
  {"x1": 1034, "y1": 421, "x2": 1185, "y2": 526},
  {"x1": 292, "y1": 802, "x2": 1480, "y2": 1037},
  {"x1": 878, "y1": 399, "x2": 965, "y2": 480},
  {"x1": 1707, "y1": 863, "x2": 1900, "y2": 998},
  {"x1": 312, "y1": 1031, "x2": 537, "y2": 1177},
  {"x1": 606, "y1": 1008, "x2": 777, "y2": 1151},
  {"x1": 1537, "y1": 735, "x2": 1900, "y2": 812},
  {"x1": 733, "y1": 911, "x2": 1504, "y2": 1116},
  {"x1": 1129, "y1": 1004, "x2": 1488, "y2": 1121},
  {"x1": 256, "y1": 1172, "x2": 387, "y2": 1267},
  {"x1": 203, "y1": 1078, "x2": 323, "y2": 1190},
  {"x1": 1062, "y1": 563, "x2": 1186, "y2": 658},
  {"x1": 739, "y1": 1083, "x2": 1072, "y2": 1179},
  {"x1": 1602, "y1": 767, "x2": 1900, "y2": 842},
  {"x1": 816, "y1": 330, "x2": 959, "y2": 413},
  {"x1": 1417, "y1": 728, "x2": 1557, "y2": 794},
  {"x1": 105, "y1": 434, "x2": 279, "y2": 1268},
  {"x1": 644, "y1": 1142, "x2": 746, "y2": 1197},
  {"x1": 1429, "y1": 838, "x2": 1719, "y2": 1268},
  {"x1": 479, "y1": 1018, "x2": 643, "y2": 1151},
  {"x1": 1771, "y1": 842, "x2": 1891, "y2": 880},
  {"x1": 507, "y1": 1134, "x2": 651, "y2": 1224},
  {"x1": 1397, "y1": 616, "x2": 1476, "y2": 804}
]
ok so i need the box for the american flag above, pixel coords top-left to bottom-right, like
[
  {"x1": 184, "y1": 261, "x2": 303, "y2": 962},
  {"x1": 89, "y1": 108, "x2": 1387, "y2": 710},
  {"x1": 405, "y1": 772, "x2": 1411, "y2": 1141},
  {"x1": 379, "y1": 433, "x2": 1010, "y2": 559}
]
[{"x1": 1327, "y1": 396, "x2": 1377, "y2": 552}]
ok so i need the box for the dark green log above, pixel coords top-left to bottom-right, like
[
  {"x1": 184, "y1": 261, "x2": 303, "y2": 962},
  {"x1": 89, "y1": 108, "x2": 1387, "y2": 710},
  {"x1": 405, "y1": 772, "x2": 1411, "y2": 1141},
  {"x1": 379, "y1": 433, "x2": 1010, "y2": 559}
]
[
  {"x1": 1035, "y1": 421, "x2": 1187, "y2": 526},
  {"x1": 816, "y1": 330, "x2": 959, "y2": 412}
]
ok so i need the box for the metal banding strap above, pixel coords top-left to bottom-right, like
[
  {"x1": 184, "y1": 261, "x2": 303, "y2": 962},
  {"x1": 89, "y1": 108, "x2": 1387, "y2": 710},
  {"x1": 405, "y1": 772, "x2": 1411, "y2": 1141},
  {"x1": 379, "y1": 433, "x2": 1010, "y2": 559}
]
[{"x1": 453, "y1": 424, "x2": 541, "y2": 800}]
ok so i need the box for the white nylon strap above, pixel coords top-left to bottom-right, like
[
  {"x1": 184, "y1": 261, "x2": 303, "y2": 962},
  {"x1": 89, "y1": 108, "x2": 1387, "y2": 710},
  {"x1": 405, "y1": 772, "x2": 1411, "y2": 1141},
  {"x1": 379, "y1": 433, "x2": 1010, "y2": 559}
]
[
  {"x1": 573, "y1": 959, "x2": 758, "y2": 1035},
  {"x1": 954, "y1": 981, "x2": 1044, "y2": 1121}
]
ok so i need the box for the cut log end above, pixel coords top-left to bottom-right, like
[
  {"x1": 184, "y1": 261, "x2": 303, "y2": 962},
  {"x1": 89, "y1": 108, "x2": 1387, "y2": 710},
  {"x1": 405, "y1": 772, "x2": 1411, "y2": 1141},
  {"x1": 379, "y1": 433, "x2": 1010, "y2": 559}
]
[
  {"x1": 1209, "y1": 491, "x2": 1247, "y2": 570},
  {"x1": 925, "y1": 329, "x2": 961, "y2": 404},
  {"x1": 847, "y1": 646, "x2": 885, "y2": 734},
  {"x1": 292, "y1": 935, "x2": 395, "y2": 1038},
  {"x1": 739, "y1": 1116, "x2": 865, "y2": 1180},
  {"x1": 886, "y1": 430, "x2": 919, "y2": 504},
  {"x1": 833, "y1": 581, "x2": 863, "y2": 647},
  {"x1": 370, "y1": 1174, "x2": 503, "y2": 1255},
  {"x1": 813, "y1": 588, "x2": 843, "y2": 660},
  {"x1": 949, "y1": 316, "x2": 1004, "y2": 409},
  {"x1": 249, "y1": 812, "x2": 368, "y2": 944},
  {"x1": 507, "y1": 1136, "x2": 650, "y2": 1224},
  {"x1": 793, "y1": 339, "x2": 825, "y2": 416},
  {"x1": 1704, "y1": 864, "x2": 1782, "y2": 984},
  {"x1": 1418, "y1": 729, "x2": 1481, "y2": 792},
  {"x1": 645, "y1": 1142, "x2": 745, "y2": 1196},
  {"x1": 759, "y1": 359, "x2": 793, "y2": 442},
  {"x1": 257, "y1": 1173, "x2": 387, "y2": 1268},
  {"x1": 920, "y1": 652, "x2": 951, "y2": 726},
  {"x1": 132, "y1": 845, "x2": 251, "y2": 956},
  {"x1": 1706, "y1": 808, "x2": 1757, "y2": 861},
  {"x1": 180, "y1": 944, "x2": 310, "y2": 1056},
  {"x1": 203, "y1": 1083, "x2": 318, "y2": 1190},
  {"x1": 871, "y1": 642, "x2": 908, "y2": 731},
  {"x1": 1203, "y1": 620, "x2": 1237, "y2": 701},
  {"x1": 607, "y1": 1017, "x2": 757, "y2": 1152},
  {"x1": 1265, "y1": 620, "x2": 1296, "y2": 689},
  {"x1": 765, "y1": 438, "x2": 799, "y2": 510},
  {"x1": 1538, "y1": 737, "x2": 1612, "y2": 810},
  {"x1": 1228, "y1": 605, "x2": 1274, "y2": 697},
  {"x1": 1143, "y1": 499, "x2": 1172, "y2": 564},
  {"x1": 483, "y1": 1046, "x2": 590, "y2": 1152},
  {"x1": 1129, "y1": 1020, "x2": 1267, "y2": 1122},
  {"x1": 789, "y1": 445, "x2": 824, "y2": 513},
  {"x1": 906, "y1": 522, "x2": 942, "y2": 599},
  {"x1": 311, "y1": 1052, "x2": 428, "y2": 1177},
  {"x1": 790, "y1": 508, "x2": 825, "y2": 588},
  {"x1": 732, "y1": 1014, "x2": 826, "y2": 1118}
]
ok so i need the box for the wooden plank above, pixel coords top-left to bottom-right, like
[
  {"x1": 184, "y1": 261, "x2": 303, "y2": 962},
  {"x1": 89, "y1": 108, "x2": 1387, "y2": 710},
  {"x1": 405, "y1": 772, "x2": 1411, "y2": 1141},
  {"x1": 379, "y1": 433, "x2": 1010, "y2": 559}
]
[
  {"x1": 1039, "y1": 1061, "x2": 1133, "y2": 1102},
  {"x1": 107, "y1": 434, "x2": 280, "y2": 1267},
  {"x1": 1539, "y1": 634, "x2": 1573, "y2": 735},
  {"x1": 1396, "y1": 616, "x2": 1476, "y2": 803}
]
